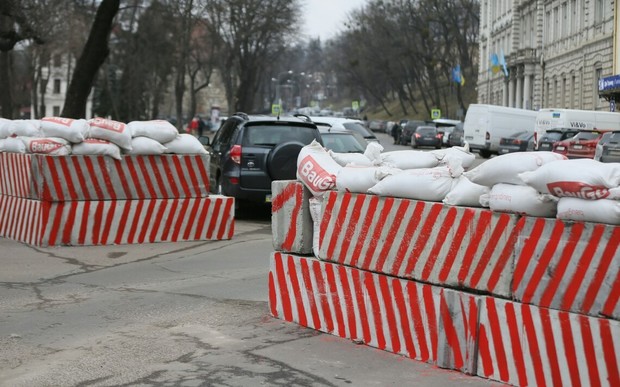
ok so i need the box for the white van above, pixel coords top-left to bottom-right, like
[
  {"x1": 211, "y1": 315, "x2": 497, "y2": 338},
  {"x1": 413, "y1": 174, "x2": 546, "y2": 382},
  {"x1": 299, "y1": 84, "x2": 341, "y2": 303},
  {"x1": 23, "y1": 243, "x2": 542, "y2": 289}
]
[
  {"x1": 463, "y1": 104, "x2": 538, "y2": 158},
  {"x1": 534, "y1": 108, "x2": 620, "y2": 146}
]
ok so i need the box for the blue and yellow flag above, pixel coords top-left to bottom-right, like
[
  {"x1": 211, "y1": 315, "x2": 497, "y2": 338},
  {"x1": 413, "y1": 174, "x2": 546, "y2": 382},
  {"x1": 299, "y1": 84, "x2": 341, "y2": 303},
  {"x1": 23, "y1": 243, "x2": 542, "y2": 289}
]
[
  {"x1": 490, "y1": 53, "x2": 501, "y2": 74},
  {"x1": 452, "y1": 65, "x2": 465, "y2": 86}
]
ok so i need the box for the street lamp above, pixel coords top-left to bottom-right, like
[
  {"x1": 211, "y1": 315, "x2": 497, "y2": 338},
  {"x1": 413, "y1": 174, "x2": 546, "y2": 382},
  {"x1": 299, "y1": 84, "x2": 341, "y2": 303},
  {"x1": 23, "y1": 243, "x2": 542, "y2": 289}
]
[{"x1": 274, "y1": 70, "x2": 293, "y2": 107}]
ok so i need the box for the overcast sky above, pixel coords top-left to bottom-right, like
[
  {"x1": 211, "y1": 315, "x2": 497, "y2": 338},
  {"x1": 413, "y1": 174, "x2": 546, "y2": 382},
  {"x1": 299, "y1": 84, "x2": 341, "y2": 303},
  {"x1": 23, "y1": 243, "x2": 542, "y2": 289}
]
[{"x1": 302, "y1": 0, "x2": 368, "y2": 41}]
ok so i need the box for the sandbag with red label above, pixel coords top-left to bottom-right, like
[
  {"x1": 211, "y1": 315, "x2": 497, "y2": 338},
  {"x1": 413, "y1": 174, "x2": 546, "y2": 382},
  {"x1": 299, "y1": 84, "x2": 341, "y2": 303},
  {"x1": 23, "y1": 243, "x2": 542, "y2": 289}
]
[
  {"x1": 72, "y1": 138, "x2": 122, "y2": 160},
  {"x1": 22, "y1": 137, "x2": 71, "y2": 155},
  {"x1": 464, "y1": 151, "x2": 566, "y2": 187},
  {"x1": 88, "y1": 118, "x2": 132, "y2": 150},
  {"x1": 480, "y1": 183, "x2": 558, "y2": 217},
  {"x1": 127, "y1": 120, "x2": 179, "y2": 143},
  {"x1": 556, "y1": 197, "x2": 620, "y2": 225},
  {"x1": 163, "y1": 134, "x2": 208, "y2": 154},
  {"x1": 41, "y1": 117, "x2": 89, "y2": 143},
  {"x1": 297, "y1": 140, "x2": 342, "y2": 197},
  {"x1": 519, "y1": 159, "x2": 620, "y2": 200},
  {"x1": 368, "y1": 166, "x2": 458, "y2": 201}
]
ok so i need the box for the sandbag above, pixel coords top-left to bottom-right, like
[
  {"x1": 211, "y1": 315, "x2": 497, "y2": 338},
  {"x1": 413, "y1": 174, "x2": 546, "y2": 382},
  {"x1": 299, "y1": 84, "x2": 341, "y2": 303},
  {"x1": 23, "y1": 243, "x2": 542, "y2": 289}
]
[
  {"x1": 519, "y1": 159, "x2": 620, "y2": 200},
  {"x1": 128, "y1": 120, "x2": 179, "y2": 143},
  {"x1": 431, "y1": 146, "x2": 476, "y2": 169},
  {"x1": 368, "y1": 166, "x2": 457, "y2": 201},
  {"x1": 22, "y1": 137, "x2": 71, "y2": 155},
  {"x1": 40, "y1": 117, "x2": 89, "y2": 143},
  {"x1": 88, "y1": 118, "x2": 132, "y2": 150},
  {"x1": 124, "y1": 136, "x2": 167, "y2": 155},
  {"x1": 363, "y1": 141, "x2": 384, "y2": 165},
  {"x1": 0, "y1": 118, "x2": 10, "y2": 138},
  {"x1": 2, "y1": 137, "x2": 26, "y2": 153},
  {"x1": 328, "y1": 150, "x2": 373, "y2": 167},
  {"x1": 8, "y1": 120, "x2": 41, "y2": 137},
  {"x1": 380, "y1": 150, "x2": 439, "y2": 169},
  {"x1": 556, "y1": 197, "x2": 620, "y2": 225},
  {"x1": 481, "y1": 183, "x2": 558, "y2": 217},
  {"x1": 72, "y1": 138, "x2": 122, "y2": 160},
  {"x1": 336, "y1": 165, "x2": 399, "y2": 193},
  {"x1": 163, "y1": 134, "x2": 208, "y2": 154},
  {"x1": 297, "y1": 140, "x2": 342, "y2": 197},
  {"x1": 464, "y1": 151, "x2": 566, "y2": 187},
  {"x1": 443, "y1": 175, "x2": 490, "y2": 207}
]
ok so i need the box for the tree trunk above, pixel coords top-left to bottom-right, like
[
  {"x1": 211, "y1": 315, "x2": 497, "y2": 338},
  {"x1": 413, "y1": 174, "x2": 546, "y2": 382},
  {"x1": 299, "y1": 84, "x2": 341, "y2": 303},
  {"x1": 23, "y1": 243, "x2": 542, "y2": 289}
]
[
  {"x1": 61, "y1": 0, "x2": 120, "y2": 119},
  {"x1": 0, "y1": 51, "x2": 13, "y2": 118}
]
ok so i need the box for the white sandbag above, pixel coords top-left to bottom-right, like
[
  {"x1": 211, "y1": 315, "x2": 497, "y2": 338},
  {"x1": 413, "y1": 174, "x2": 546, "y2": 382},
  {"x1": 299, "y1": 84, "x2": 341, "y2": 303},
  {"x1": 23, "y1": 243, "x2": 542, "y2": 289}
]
[
  {"x1": 127, "y1": 120, "x2": 179, "y2": 143},
  {"x1": 431, "y1": 146, "x2": 476, "y2": 169},
  {"x1": 443, "y1": 175, "x2": 490, "y2": 207},
  {"x1": 124, "y1": 136, "x2": 167, "y2": 155},
  {"x1": 72, "y1": 138, "x2": 122, "y2": 160},
  {"x1": 8, "y1": 120, "x2": 41, "y2": 137},
  {"x1": 87, "y1": 118, "x2": 132, "y2": 150},
  {"x1": 40, "y1": 117, "x2": 89, "y2": 143},
  {"x1": 328, "y1": 150, "x2": 373, "y2": 167},
  {"x1": 163, "y1": 133, "x2": 208, "y2": 154},
  {"x1": 336, "y1": 165, "x2": 400, "y2": 193},
  {"x1": 464, "y1": 151, "x2": 566, "y2": 187},
  {"x1": 380, "y1": 150, "x2": 440, "y2": 169},
  {"x1": 3, "y1": 137, "x2": 26, "y2": 153},
  {"x1": 0, "y1": 118, "x2": 10, "y2": 138},
  {"x1": 519, "y1": 159, "x2": 620, "y2": 200},
  {"x1": 297, "y1": 140, "x2": 342, "y2": 197},
  {"x1": 309, "y1": 197, "x2": 323, "y2": 257},
  {"x1": 368, "y1": 166, "x2": 456, "y2": 201},
  {"x1": 0, "y1": 138, "x2": 5, "y2": 151},
  {"x1": 22, "y1": 137, "x2": 71, "y2": 155},
  {"x1": 482, "y1": 183, "x2": 558, "y2": 217},
  {"x1": 556, "y1": 197, "x2": 620, "y2": 225},
  {"x1": 363, "y1": 141, "x2": 384, "y2": 165}
]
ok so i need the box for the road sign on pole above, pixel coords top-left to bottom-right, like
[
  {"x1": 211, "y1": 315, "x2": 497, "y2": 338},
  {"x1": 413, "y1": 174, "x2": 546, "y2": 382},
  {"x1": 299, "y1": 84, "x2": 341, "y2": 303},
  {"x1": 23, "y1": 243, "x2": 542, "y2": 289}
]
[
  {"x1": 431, "y1": 109, "x2": 441, "y2": 119},
  {"x1": 272, "y1": 104, "x2": 281, "y2": 115},
  {"x1": 352, "y1": 100, "x2": 359, "y2": 111}
]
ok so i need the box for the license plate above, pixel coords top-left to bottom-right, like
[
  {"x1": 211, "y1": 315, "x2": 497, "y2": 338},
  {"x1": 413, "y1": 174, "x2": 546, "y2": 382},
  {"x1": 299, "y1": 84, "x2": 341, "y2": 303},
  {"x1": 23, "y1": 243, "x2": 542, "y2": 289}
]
[
  {"x1": 540, "y1": 144, "x2": 550, "y2": 149},
  {"x1": 556, "y1": 146, "x2": 566, "y2": 151},
  {"x1": 573, "y1": 144, "x2": 583, "y2": 149},
  {"x1": 265, "y1": 195, "x2": 272, "y2": 203},
  {"x1": 500, "y1": 149, "x2": 509, "y2": 153}
]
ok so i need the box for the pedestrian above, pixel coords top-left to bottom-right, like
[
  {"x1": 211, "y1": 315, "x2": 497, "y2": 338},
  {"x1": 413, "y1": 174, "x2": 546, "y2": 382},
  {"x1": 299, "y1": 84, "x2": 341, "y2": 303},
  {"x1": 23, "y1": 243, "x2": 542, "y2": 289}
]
[
  {"x1": 197, "y1": 115, "x2": 206, "y2": 137},
  {"x1": 391, "y1": 122, "x2": 400, "y2": 144},
  {"x1": 188, "y1": 116, "x2": 199, "y2": 136}
]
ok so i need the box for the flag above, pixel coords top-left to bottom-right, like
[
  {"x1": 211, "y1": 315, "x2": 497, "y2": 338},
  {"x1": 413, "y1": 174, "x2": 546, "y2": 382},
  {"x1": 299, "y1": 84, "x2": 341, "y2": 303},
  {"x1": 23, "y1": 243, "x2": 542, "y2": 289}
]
[
  {"x1": 452, "y1": 65, "x2": 465, "y2": 86},
  {"x1": 499, "y1": 49, "x2": 509, "y2": 77},
  {"x1": 490, "y1": 53, "x2": 500, "y2": 74}
]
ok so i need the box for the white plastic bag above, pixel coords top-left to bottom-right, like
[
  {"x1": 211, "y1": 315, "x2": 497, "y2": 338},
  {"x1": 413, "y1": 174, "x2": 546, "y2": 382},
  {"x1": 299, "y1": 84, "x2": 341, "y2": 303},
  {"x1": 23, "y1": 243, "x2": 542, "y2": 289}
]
[
  {"x1": 72, "y1": 138, "x2": 122, "y2": 160},
  {"x1": 124, "y1": 136, "x2": 167, "y2": 155},
  {"x1": 328, "y1": 150, "x2": 373, "y2": 167},
  {"x1": 556, "y1": 197, "x2": 620, "y2": 225},
  {"x1": 368, "y1": 166, "x2": 457, "y2": 201},
  {"x1": 464, "y1": 151, "x2": 566, "y2": 187},
  {"x1": 336, "y1": 165, "x2": 399, "y2": 193},
  {"x1": 163, "y1": 134, "x2": 208, "y2": 154},
  {"x1": 88, "y1": 118, "x2": 132, "y2": 150},
  {"x1": 128, "y1": 120, "x2": 179, "y2": 143},
  {"x1": 40, "y1": 117, "x2": 89, "y2": 143},
  {"x1": 443, "y1": 175, "x2": 490, "y2": 207},
  {"x1": 8, "y1": 120, "x2": 41, "y2": 137},
  {"x1": 297, "y1": 140, "x2": 342, "y2": 197},
  {"x1": 22, "y1": 137, "x2": 71, "y2": 155},
  {"x1": 519, "y1": 159, "x2": 620, "y2": 200},
  {"x1": 380, "y1": 150, "x2": 440, "y2": 169},
  {"x1": 482, "y1": 183, "x2": 558, "y2": 217}
]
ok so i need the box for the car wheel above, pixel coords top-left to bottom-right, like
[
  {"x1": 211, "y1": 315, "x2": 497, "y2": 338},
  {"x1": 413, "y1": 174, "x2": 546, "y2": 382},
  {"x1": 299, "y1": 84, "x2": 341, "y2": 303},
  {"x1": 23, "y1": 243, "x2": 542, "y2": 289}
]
[
  {"x1": 479, "y1": 150, "x2": 491, "y2": 158},
  {"x1": 267, "y1": 141, "x2": 305, "y2": 181},
  {"x1": 215, "y1": 174, "x2": 223, "y2": 195}
]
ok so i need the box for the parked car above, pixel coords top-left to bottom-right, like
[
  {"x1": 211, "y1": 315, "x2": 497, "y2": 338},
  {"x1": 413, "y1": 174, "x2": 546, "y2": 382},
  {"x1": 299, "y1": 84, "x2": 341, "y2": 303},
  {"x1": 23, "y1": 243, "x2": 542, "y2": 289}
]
[
  {"x1": 317, "y1": 125, "x2": 367, "y2": 153},
  {"x1": 400, "y1": 120, "x2": 426, "y2": 145},
  {"x1": 411, "y1": 125, "x2": 441, "y2": 149},
  {"x1": 594, "y1": 131, "x2": 620, "y2": 162},
  {"x1": 308, "y1": 116, "x2": 379, "y2": 143},
  {"x1": 448, "y1": 126, "x2": 465, "y2": 147},
  {"x1": 498, "y1": 131, "x2": 535, "y2": 154},
  {"x1": 368, "y1": 120, "x2": 387, "y2": 132},
  {"x1": 206, "y1": 113, "x2": 322, "y2": 208},
  {"x1": 553, "y1": 129, "x2": 608, "y2": 159},
  {"x1": 536, "y1": 128, "x2": 579, "y2": 152}
]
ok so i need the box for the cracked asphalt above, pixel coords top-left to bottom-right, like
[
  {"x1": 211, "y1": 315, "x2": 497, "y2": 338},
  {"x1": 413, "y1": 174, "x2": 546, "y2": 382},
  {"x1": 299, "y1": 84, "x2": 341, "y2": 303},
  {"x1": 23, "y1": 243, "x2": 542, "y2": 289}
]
[{"x1": 0, "y1": 208, "x2": 498, "y2": 387}]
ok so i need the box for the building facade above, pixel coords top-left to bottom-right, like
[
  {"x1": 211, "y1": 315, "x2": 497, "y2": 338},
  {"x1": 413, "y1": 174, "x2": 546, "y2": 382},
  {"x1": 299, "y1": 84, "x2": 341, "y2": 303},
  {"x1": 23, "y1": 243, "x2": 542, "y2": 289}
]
[{"x1": 478, "y1": 0, "x2": 616, "y2": 112}]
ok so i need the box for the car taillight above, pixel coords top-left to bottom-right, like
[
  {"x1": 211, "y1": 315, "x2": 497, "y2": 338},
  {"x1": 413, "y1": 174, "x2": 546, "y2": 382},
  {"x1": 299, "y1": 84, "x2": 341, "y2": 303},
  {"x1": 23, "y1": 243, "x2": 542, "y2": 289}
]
[
  {"x1": 415, "y1": 133, "x2": 421, "y2": 138},
  {"x1": 485, "y1": 132, "x2": 490, "y2": 140},
  {"x1": 230, "y1": 145, "x2": 241, "y2": 164},
  {"x1": 436, "y1": 134, "x2": 442, "y2": 139},
  {"x1": 514, "y1": 139, "x2": 522, "y2": 145}
]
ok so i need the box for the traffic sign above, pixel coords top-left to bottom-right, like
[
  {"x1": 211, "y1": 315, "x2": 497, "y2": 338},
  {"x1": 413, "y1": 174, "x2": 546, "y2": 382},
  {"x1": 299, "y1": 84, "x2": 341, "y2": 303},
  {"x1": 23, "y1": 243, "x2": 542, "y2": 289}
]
[
  {"x1": 272, "y1": 104, "x2": 281, "y2": 115},
  {"x1": 352, "y1": 100, "x2": 359, "y2": 111},
  {"x1": 431, "y1": 109, "x2": 441, "y2": 119}
]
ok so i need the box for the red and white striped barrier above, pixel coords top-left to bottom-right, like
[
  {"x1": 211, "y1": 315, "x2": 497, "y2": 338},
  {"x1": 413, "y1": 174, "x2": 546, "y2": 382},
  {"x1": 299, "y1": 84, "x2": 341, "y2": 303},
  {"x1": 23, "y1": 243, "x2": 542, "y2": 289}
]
[
  {"x1": 0, "y1": 194, "x2": 234, "y2": 246},
  {"x1": 477, "y1": 296, "x2": 620, "y2": 387},
  {"x1": 512, "y1": 217, "x2": 620, "y2": 320},
  {"x1": 318, "y1": 191, "x2": 520, "y2": 297},
  {"x1": 268, "y1": 252, "x2": 479, "y2": 373},
  {"x1": 0, "y1": 153, "x2": 210, "y2": 201},
  {"x1": 271, "y1": 181, "x2": 313, "y2": 255}
]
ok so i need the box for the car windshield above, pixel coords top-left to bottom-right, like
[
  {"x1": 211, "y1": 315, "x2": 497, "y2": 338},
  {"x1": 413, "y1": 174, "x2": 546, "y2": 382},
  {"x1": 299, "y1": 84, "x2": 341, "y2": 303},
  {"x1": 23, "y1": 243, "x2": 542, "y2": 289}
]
[
  {"x1": 608, "y1": 132, "x2": 620, "y2": 142},
  {"x1": 321, "y1": 133, "x2": 366, "y2": 153},
  {"x1": 342, "y1": 122, "x2": 374, "y2": 138},
  {"x1": 574, "y1": 131, "x2": 602, "y2": 141},
  {"x1": 517, "y1": 132, "x2": 533, "y2": 140},
  {"x1": 242, "y1": 124, "x2": 317, "y2": 146},
  {"x1": 541, "y1": 131, "x2": 563, "y2": 141},
  {"x1": 417, "y1": 127, "x2": 436, "y2": 135}
]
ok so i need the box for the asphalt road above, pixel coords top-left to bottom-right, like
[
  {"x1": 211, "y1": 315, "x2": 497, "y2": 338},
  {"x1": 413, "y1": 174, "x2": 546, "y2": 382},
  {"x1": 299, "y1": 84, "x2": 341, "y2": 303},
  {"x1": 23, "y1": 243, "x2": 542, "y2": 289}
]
[{"x1": 0, "y1": 132, "x2": 495, "y2": 386}]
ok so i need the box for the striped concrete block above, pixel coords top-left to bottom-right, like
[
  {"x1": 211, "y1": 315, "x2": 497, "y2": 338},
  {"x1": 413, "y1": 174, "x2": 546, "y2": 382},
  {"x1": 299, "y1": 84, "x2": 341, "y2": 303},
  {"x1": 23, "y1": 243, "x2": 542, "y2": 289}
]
[
  {"x1": 318, "y1": 191, "x2": 521, "y2": 297},
  {"x1": 268, "y1": 252, "x2": 479, "y2": 373},
  {"x1": 477, "y1": 296, "x2": 620, "y2": 387},
  {"x1": 0, "y1": 194, "x2": 234, "y2": 246},
  {"x1": 0, "y1": 153, "x2": 210, "y2": 201},
  {"x1": 513, "y1": 218, "x2": 620, "y2": 320},
  {"x1": 271, "y1": 180, "x2": 313, "y2": 255}
]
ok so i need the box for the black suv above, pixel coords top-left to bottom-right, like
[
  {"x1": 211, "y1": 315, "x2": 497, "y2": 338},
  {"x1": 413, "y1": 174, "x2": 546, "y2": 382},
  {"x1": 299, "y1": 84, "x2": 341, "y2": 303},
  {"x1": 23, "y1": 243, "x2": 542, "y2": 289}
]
[{"x1": 205, "y1": 113, "x2": 322, "y2": 207}]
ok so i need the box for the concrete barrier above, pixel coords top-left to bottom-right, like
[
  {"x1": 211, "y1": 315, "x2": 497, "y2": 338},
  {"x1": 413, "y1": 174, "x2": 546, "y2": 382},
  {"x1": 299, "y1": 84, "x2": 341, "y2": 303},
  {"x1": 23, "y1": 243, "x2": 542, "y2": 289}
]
[
  {"x1": 271, "y1": 180, "x2": 313, "y2": 255},
  {"x1": 0, "y1": 194, "x2": 234, "y2": 246}
]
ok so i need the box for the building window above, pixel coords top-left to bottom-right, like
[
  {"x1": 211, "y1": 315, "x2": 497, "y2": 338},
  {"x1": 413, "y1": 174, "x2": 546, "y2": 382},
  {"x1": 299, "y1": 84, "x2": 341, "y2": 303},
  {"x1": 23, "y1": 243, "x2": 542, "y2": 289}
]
[
  {"x1": 53, "y1": 54, "x2": 61, "y2": 67},
  {"x1": 561, "y1": 3, "x2": 567, "y2": 38},
  {"x1": 594, "y1": 0, "x2": 604, "y2": 24},
  {"x1": 570, "y1": 74, "x2": 576, "y2": 108},
  {"x1": 53, "y1": 106, "x2": 60, "y2": 116},
  {"x1": 53, "y1": 79, "x2": 61, "y2": 94},
  {"x1": 594, "y1": 67, "x2": 603, "y2": 107}
]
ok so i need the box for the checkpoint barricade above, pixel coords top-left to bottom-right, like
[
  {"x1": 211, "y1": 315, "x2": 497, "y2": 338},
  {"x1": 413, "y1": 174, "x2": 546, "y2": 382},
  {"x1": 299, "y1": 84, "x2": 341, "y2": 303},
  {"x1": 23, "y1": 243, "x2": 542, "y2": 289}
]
[{"x1": 271, "y1": 180, "x2": 313, "y2": 255}]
